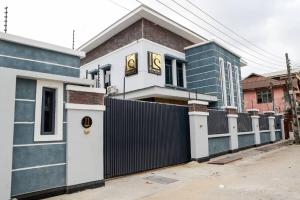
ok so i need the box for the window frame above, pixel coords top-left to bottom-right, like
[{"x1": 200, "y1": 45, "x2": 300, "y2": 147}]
[
  {"x1": 256, "y1": 89, "x2": 272, "y2": 104},
  {"x1": 176, "y1": 61, "x2": 184, "y2": 87},
  {"x1": 41, "y1": 87, "x2": 56, "y2": 135},
  {"x1": 34, "y1": 80, "x2": 63, "y2": 142},
  {"x1": 165, "y1": 57, "x2": 173, "y2": 85}
]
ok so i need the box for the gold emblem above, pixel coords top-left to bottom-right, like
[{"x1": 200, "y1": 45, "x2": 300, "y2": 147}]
[
  {"x1": 125, "y1": 53, "x2": 138, "y2": 76},
  {"x1": 81, "y1": 116, "x2": 93, "y2": 129},
  {"x1": 148, "y1": 52, "x2": 161, "y2": 75}
]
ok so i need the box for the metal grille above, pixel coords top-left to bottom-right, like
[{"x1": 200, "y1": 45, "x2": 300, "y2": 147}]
[
  {"x1": 104, "y1": 98, "x2": 191, "y2": 179},
  {"x1": 259, "y1": 114, "x2": 269, "y2": 130},
  {"x1": 237, "y1": 113, "x2": 253, "y2": 132},
  {"x1": 275, "y1": 115, "x2": 282, "y2": 129},
  {"x1": 207, "y1": 110, "x2": 229, "y2": 135}
]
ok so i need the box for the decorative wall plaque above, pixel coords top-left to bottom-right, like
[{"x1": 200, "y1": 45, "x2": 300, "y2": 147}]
[
  {"x1": 148, "y1": 52, "x2": 162, "y2": 75},
  {"x1": 81, "y1": 116, "x2": 93, "y2": 129},
  {"x1": 125, "y1": 53, "x2": 138, "y2": 76}
]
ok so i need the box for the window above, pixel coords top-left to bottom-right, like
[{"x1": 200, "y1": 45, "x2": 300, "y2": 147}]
[
  {"x1": 219, "y1": 58, "x2": 227, "y2": 106},
  {"x1": 41, "y1": 88, "x2": 56, "y2": 135},
  {"x1": 165, "y1": 58, "x2": 173, "y2": 85},
  {"x1": 177, "y1": 61, "x2": 184, "y2": 87},
  {"x1": 34, "y1": 80, "x2": 63, "y2": 141},
  {"x1": 257, "y1": 90, "x2": 272, "y2": 104}
]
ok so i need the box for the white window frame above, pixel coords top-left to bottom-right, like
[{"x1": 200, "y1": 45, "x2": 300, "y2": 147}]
[
  {"x1": 227, "y1": 62, "x2": 235, "y2": 107},
  {"x1": 219, "y1": 58, "x2": 227, "y2": 106},
  {"x1": 234, "y1": 65, "x2": 242, "y2": 112},
  {"x1": 34, "y1": 80, "x2": 64, "y2": 142}
]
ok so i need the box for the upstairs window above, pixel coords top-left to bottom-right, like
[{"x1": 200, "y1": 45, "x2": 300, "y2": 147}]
[
  {"x1": 257, "y1": 89, "x2": 272, "y2": 104},
  {"x1": 177, "y1": 61, "x2": 184, "y2": 87},
  {"x1": 165, "y1": 58, "x2": 173, "y2": 85},
  {"x1": 41, "y1": 88, "x2": 56, "y2": 135}
]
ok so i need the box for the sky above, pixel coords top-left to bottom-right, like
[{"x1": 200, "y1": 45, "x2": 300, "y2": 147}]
[{"x1": 1, "y1": 0, "x2": 299, "y2": 77}]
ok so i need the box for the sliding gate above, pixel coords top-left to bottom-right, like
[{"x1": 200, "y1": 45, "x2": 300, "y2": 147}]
[{"x1": 104, "y1": 98, "x2": 191, "y2": 179}]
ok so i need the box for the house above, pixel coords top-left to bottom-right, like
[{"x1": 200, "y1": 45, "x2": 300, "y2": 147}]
[
  {"x1": 79, "y1": 5, "x2": 246, "y2": 110},
  {"x1": 242, "y1": 69, "x2": 300, "y2": 113}
]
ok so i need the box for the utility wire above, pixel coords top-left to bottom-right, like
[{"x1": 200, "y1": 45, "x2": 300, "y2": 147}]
[
  {"x1": 171, "y1": 0, "x2": 285, "y2": 65},
  {"x1": 184, "y1": 0, "x2": 284, "y2": 61}
]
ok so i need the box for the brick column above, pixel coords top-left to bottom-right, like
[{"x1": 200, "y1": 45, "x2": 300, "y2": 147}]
[
  {"x1": 264, "y1": 111, "x2": 276, "y2": 142},
  {"x1": 247, "y1": 109, "x2": 260, "y2": 146},
  {"x1": 188, "y1": 100, "x2": 209, "y2": 162},
  {"x1": 65, "y1": 85, "x2": 106, "y2": 193},
  {"x1": 224, "y1": 106, "x2": 238, "y2": 153}
]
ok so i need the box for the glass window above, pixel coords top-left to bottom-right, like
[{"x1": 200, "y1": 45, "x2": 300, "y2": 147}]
[
  {"x1": 41, "y1": 87, "x2": 56, "y2": 135},
  {"x1": 165, "y1": 58, "x2": 173, "y2": 85},
  {"x1": 257, "y1": 89, "x2": 272, "y2": 104},
  {"x1": 177, "y1": 61, "x2": 184, "y2": 87}
]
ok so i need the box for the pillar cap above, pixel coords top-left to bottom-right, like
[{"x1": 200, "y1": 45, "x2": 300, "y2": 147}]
[
  {"x1": 247, "y1": 109, "x2": 259, "y2": 112},
  {"x1": 222, "y1": 106, "x2": 237, "y2": 110},
  {"x1": 263, "y1": 111, "x2": 275, "y2": 114},
  {"x1": 66, "y1": 84, "x2": 106, "y2": 94},
  {"x1": 188, "y1": 100, "x2": 209, "y2": 106}
]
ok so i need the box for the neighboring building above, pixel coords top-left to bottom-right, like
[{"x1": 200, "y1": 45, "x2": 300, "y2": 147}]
[
  {"x1": 242, "y1": 69, "x2": 300, "y2": 113},
  {"x1": 79, "y1": 5, "x2": 246, "y2": 110}
]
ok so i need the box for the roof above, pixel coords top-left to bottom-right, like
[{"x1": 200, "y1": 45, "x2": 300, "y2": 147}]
[
  {"x1": 242, "y1": 73, "x2": 285, "y2": 90},
  {"x1": 262, "y1": 68, "x2": 300, "y2": 78},
  {"x1": 0, "y1": 32, "x2": 85, "y2": 58},
  {"x1": 78, "y1": 5, "x2": 207, "y2": 52}
]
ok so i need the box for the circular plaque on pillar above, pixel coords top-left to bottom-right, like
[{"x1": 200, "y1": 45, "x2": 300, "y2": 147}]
[{"x1": 81, "y1": 116, "x2": 93, "y2": 129}]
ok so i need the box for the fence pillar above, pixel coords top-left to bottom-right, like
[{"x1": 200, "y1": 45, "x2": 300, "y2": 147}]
[
  {"x1": 248, "y1": 109, "x2": 260, "y2": 145},
  {"x1": 224, "y1": 106, "x2": 238, "y2": 153},
  {"x1": 264, "y1": 111, "x2": 276, "y2": 142},
  {"x1": 281, "y1": 117, "x2": 285, "y2": 140},
  {"x1": 188, "y1": 100, "x2": 209, "y2": 162},
  {"x1": 65, "y1": 85, "x2": 106, "y2": 193}
]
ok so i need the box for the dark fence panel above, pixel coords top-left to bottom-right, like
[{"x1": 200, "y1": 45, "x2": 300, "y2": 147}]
[
  {"x1": 237, "y1": 113, "x2": 253, "y2": 132},
  {"x1": 104, "y1": 98, "x2": 191, "y2": 179},
  {"x1": 207, "y1": 110, "x2": 229, "y2": 135},
  {"x1": 275, "y1": 115, "x2": 282, "y2": 130},
  {"x1": 259, "y1": 115, "x2": 269, "y2": 130}
]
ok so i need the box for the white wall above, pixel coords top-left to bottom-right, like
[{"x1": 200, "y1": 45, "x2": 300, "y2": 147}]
[
  {"x1": 81, "y1": 39, "x2": 185, "y2": 94},
  {"x1": 0, "y1": 68, "x2": 16, "y2": 200}
]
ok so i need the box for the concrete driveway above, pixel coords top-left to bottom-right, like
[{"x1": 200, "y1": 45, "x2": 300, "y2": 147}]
[{"x1": 47, "y1": 143, "x2": 300, "y2": 200}]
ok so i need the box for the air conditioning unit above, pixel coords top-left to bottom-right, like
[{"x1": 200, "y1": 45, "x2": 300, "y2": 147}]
[{"x1": 107, "y1": 85, "x2": 118, "y2": 95}]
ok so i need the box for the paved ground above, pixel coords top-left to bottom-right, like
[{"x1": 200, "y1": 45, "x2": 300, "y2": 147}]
[{"x1": 48, "y1": 142, "x2": 300, "y2": 200}]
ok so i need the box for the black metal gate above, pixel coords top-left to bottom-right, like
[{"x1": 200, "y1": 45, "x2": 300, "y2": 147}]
[{"x1": 104, "y1": 98, "x2": 191, "y2": 179}]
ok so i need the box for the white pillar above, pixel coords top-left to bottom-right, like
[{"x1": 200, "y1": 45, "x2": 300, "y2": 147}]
[
  {"x1": 0, "y1": 69, "x2": 16, "y2": 200},
  {"x1": 172, "y1": 59, "x2": 177, "y2": 87},
  {"x1": 225, "y1": 106, "x2": 238, "y2": 152},
  {"x1": 265, "y1": 111, "x2": 276, "y2": 142},
  {"x1": 248, "y1": 109, "x2": 260, "y2": 146},
  {"x1": 188, "y1": 100, "x2": 209, "y2": 162},
  {"x1": 66, "y1": 85, "x2": 106, "y2": 193},
  {"x1": 183, "y1": 63, "x2": 187, "y2": 88}
]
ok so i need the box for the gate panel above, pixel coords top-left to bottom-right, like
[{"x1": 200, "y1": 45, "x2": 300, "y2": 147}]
[{"x1": 104, "y1": 98, "x2": 190, "y2": 179}]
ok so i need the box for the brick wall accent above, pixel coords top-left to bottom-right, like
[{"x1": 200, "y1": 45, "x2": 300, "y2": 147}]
[
  {"x1": 81, "y1": 18, "x2": 194, "y2": 66},
  {"x1": 225, "y1": 107, "x2": 237, "y2": 115},
  {"x1": 188, "y1": 104, "x2": 208, "y2": 112},
  {"x1": 67, "y1": 90, "x2": 104, "y2": 105}
]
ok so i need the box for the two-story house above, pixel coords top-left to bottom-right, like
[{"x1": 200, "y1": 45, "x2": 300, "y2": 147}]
[{"x1": 79, "y1": 5, "x2": 246, "y2": 110}]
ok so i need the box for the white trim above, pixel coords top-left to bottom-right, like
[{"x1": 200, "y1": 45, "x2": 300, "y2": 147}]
[
  {"x1": 0, "y1": 54, "x2": 80, "y2": 70},
  {"x1": 189, "y1": 84, "x2": 218, "y2": 90},
  {"x1": 268, "y1": 116, "x2": 276, "y2": 119},
  {"x1": 15, "y1": 98, "x2": 35, "y2": 102},
  {"x1": 227, "y1": 114, "x2": 238, "y2": 118},
  {"x1": 12, "y1": 163, "x2": 66, "y2": 172},
  {"x1": 247, "y1": 109, "x2": 259, "y2": 112},
  {"x1": 275, "y1": 129, "x2": 281, "y2": 132},
  {"x1": 222, "y1": 106, "x2": 237, "y2": 110},
  {"x1": 34, "y1": 80, "x2": 64, "y2": 142},
  {"x1": 188, "y1": 100, "x2": 209, "y2": 105},
  {"x1": 13, "y1": 142, "x2": 66, "y2": 147},
  {"x1": 66, "y1": 85, "x2": 106, "y2": 94},
  {"x1": 187, "y1": 56, "x2": 216, "y2": 65},
  {"x1": 234, "y1": 65, "x2": 242, "y2": 112},
  {"x1": 251, "y1": 116, "x2": 260, "y2": 119},
  {"x1": 228, "y1": 62, "x2": 235, "y2": 107},
  {"x1": 260, "y1": 130, "x2": 270, "y2": 133},
  {"x1": 186, "y1": 69, "x2": 219, "y2": 78},
  {"x1": 0, "y1": 32, "x2": 85, "y2": 58},
  {"x1": 187, "y1": 77, "x2": 217, "y2": 84},
  {"x1": 65, "y1": 103, "x2": 106, "y2": 111},
  {"x1": 238, "y1": 131, "x2": 255, "y2": 136},
  {"x1": 186, "y1": 63, "x2": 219, "y2": 73},
  {"x1": 219, "y1": 57, "x2": 227, "y2": 107},
  {"x1": 208, "y1": 133, "x2": 230, "y2": 138},
  {"x1": 188, "y1": 112, "x2": 209, "y2": 116},
  {"x1": 14, "y1": 122, "x2": 34, "y2": 124}
]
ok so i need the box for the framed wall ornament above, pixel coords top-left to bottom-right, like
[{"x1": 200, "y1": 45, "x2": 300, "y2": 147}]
[
  {"x1": 148, "y1": 52, "x2": 162, "y2": 75},
  {"x1": 125, "y1": 53, "x2": 138, "y2": 76}
]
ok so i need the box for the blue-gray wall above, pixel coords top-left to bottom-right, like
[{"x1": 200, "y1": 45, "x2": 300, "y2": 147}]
[
  {"x1": 11, "y1": 78, "x2": 67, "y2": 197},
  {"x1": 260, "y1": 132, "x2": 271, "y2": 144},
  {"x1": 0, "y1": 40, "x2": 80, "y2": 77},
  {"x1": 275, "y1": 131, "x2": 282, "y2": 141},
  {"x1": 185, "y1": 42, "x2": 243, "y2": 109},
  {"x1": 208, "y1": 136, "x2": 230, "y2": 155},
  {"x1": 238, "y1": 134, "x2": 255, "y2": 149}
]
